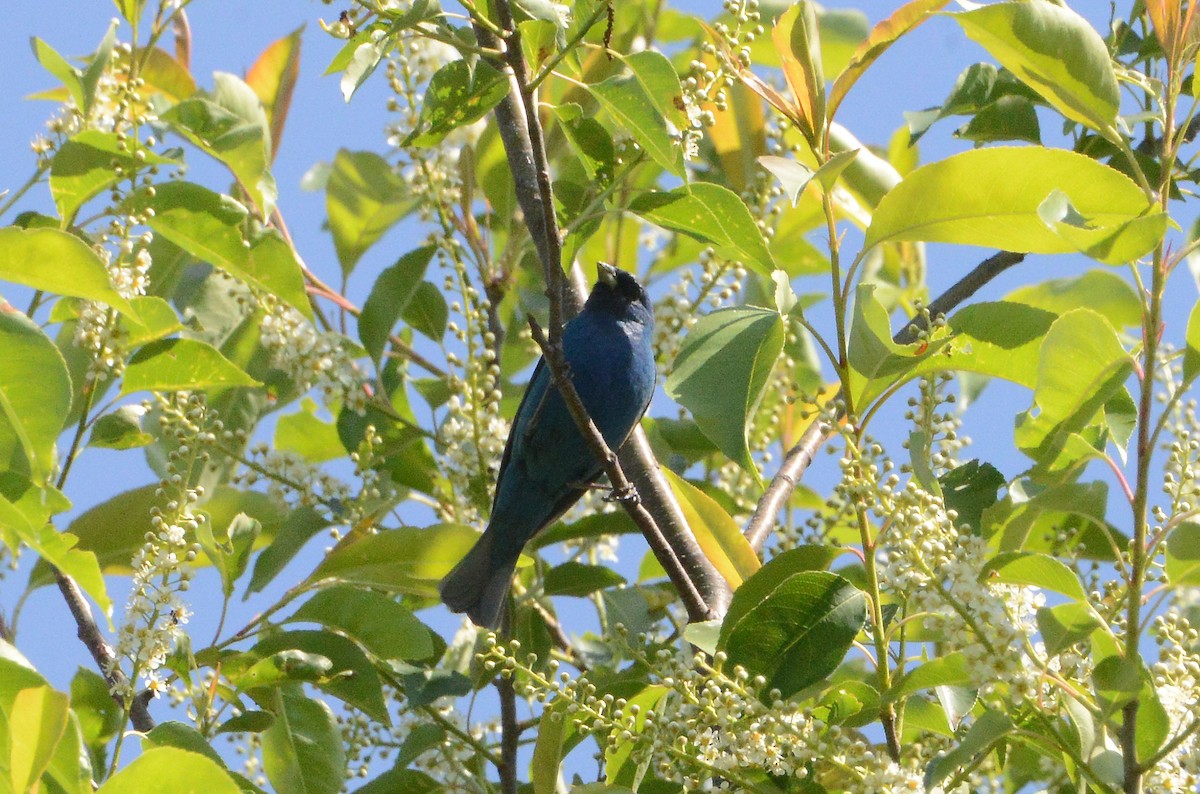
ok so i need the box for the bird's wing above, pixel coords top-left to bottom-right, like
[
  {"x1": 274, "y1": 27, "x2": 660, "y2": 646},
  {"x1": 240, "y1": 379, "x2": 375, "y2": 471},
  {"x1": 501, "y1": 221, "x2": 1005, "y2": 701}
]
[{"x1": 491, "y1": 356, "x2": 549, "y2": 512}]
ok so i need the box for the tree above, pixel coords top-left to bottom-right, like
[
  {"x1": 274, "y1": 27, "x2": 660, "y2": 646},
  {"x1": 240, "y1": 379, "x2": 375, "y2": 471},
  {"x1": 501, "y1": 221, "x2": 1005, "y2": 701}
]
[{"x1": 0, "y1": 0, "x2": 1197, "y2": 791}]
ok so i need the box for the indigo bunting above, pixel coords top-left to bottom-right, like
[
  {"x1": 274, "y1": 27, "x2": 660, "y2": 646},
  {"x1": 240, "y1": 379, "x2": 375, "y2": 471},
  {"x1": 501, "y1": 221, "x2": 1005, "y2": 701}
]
[{"x1": 440, "y1": 263, "x2": 656, "y2": 628}]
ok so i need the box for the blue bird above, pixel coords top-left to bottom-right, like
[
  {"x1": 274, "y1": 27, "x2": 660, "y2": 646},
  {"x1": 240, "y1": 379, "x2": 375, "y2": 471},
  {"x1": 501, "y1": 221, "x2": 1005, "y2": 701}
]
[{"x1": 440, "y1": 263, "x2": 656, "y2": 628}]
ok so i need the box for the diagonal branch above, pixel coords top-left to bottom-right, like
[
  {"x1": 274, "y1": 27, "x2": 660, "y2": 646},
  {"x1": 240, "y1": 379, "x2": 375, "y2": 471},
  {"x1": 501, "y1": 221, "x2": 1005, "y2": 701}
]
[
  {"x1": 53, "y1": 570, "x2": 155, "y2": 732},
  {"x1": 475, "y1": 1, "x2": 727, "y2": 619},
  {"x1": 744, "y1": 250, "x2": 1026, "y2": 553}
]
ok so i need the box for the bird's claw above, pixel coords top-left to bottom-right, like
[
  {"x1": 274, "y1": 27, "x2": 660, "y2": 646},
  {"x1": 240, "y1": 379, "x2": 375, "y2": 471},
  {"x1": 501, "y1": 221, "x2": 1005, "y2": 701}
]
[{"x1": 604, "y1": 484, "x2": 639, "y2": 505}]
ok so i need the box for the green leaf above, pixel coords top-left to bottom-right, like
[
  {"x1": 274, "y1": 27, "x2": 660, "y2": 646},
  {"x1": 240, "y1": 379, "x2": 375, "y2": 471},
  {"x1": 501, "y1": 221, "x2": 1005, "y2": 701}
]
[
  {"x1": 665, "y1": 306, "x2": 784, "y2": 482},
  {"x1": 88, "y1": 406, "x2": 153, "y2": 450},
  {"x1": 359, "y1": 246, "x2": 436, "y2": 361},
  {"x1": 957, "y1": 95, "x2": 1041, "y2": 144},
  {"x1": 225, "y1": 650, "x2": 334, "y2": 690},
  {"x1": 988, "y1": 480, "x2": 1124, "y2": 561},
  {"x1": 924, "y1": 710, "x2": 1013, "y2": 788},
  {"x1": 247, "y1": 507, "x2": 330, "y2": 595},
  {"x1": 587, "y1": 50, "x2": 687, "y2": 177},
  {"x1": 980, "y1": 551, "x2": 1086, "y2": 600},
  {"x1": 906, "y1": 302, "x2": 1055, "y2": 390},
  {"x1": 848, "y1": 283, "x2": 946, "y2": 404},
  {"x1": 531, "y1": 698, "x2": 569, "y2": 794},
  {"x1": 143, "y1": 722, "x2": 225, "y2": 766},
  {"x1": 718, "y1": 567, "x2": 866, "y2": 699},
  {"x1": 1136, "y1": 677, "x2": 1170, "y2": 764},
  {"x1": 404, "y1": 59, "x2": 509, "y2": 147},
  {"x1": 96, "y1": 747, "x2": 241, "y2": 794},
  {"x1": 1166, "y1": 522, "x2": 1200, "y2": 586},
  {"x1": 0, "y1": 312, "x2": 71, "y2": 480},
  {"x1": 121, "y1": 338, "x2": 260, "y2": 395},
  {"x1": 1006, "y1": 270, "x2": 1142, "y2": 329},
  {"x1": 629, "y1": 183, "x2": 776, "y2": 277},
  {"x1": 0, "y1": 227, "x2": 135, "y2": 317},
  {"x1": 864, "y1": 147, "x2": 1163, "y2": 262},
  {"x1": 1184, "y1": 300, "x2": 1200, "y2": 384},
  {"x1": 70, "y1": 668, "x2": 121, "y2": 751},
  {"x1": 326, "y1": 150, "x2": 414, "y2": 278},
  {"x1": 886, "y1": 652, "x2": 972, "y2": 702},
  {"x1": 141, "y1": 181, "x2": 311, "y2": 319},
  {"x1": 758, "y1": 149, "x2": 858, "y2": 207},
  {"x1": 952, "y1": 1, "x2": 1119, "y2": 137},
  {"x1": 1037, "y1": 602, "x2": 1101, "y2": 656},
  {"x1": 306, "y1": 524, "x2": 479, "y2": 597},
  {"x1": 216, "y1": 711, "x2": 275, "y2": 735},
  {"x1": 31, "y1": 37, "x2": 84, "y2": 108},
  {"x1": 1036, "y1": 189, "x2": 1168, "y2": 265},
  {"x1": 401, "y1": 282, "x2": 448, "y2": 341},
  {"x1": 0, "y1": 480, "x2": 109, "y2": 616},
  {"x1": 162, "y1": 72, "x2": 278, "y2": 216},
  {"x1": 258, "y1": 688, "x2": 345, "y2": 794},
  {"x1": 661, "y1": 468, "x2": 760, "y2": 588},
  {"x1": 273, "y1": 400, "x2": 344, "y2": 464},
  {"x1": 252, "y1": 631, "x2": 387, "y2": 722},
  {"x1": 50, "y1": 130, "x2": 177, "y2": 220},
  {"x1": 332, "y1": 29, "x2": 384, "y2": 98},
  {"x1": 543, "y1": 561, "x2": 625, "y2": 597},
  {"x1": 120, "y1": 296, "x2": 184, "y2": 347},
  {"x1": 557, "y1": 109, "x2": 616, "y2": 185},
  {"x1": 6, "y1": 685, "x2": 69, "y2": 793},
  {"x1": 1014, "y1": 309, "x2": 1133, "y2": 472},
  {"x1": 197, "y1": 512, "x2": 260, "y2": 599},
  {"x1": 287, "y1": 585, "x2": 433, "y2": 661},
  {"x1": 939, "y1": 460, "x2": 1004, "y2": 532}
]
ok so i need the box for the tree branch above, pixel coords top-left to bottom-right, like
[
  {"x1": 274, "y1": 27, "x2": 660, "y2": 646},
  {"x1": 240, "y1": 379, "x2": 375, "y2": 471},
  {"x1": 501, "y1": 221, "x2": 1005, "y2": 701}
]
[
  {"x1": 53, "y1": 570, "x2": 155, "y2": 732},
  {"x1": 496, "y1": 676, "x2": 519, "y2": 794},
  {"x1": 474, "y1": 0, "x2": 725, "y2": 620},
  {"x1": 744, "y1": 250, "x2": 1025, "y2": 553}
]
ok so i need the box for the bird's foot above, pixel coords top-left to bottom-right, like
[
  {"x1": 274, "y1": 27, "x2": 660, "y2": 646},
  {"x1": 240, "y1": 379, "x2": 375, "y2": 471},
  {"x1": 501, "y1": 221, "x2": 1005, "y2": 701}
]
[{"x1": 604, "y1": 484, "x2": 640, "y2": 506}]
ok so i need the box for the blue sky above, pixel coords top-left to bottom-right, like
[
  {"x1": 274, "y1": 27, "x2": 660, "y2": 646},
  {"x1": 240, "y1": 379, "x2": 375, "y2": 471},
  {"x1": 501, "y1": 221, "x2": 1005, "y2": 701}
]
[{"x1": 0, "y1": 0, "x2": 1194, "y2": 785}]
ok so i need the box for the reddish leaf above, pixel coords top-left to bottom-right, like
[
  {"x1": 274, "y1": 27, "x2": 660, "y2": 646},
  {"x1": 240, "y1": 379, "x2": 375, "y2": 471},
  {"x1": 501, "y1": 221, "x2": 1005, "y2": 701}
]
[
  {"x1": 828, "y1": 0, "x2": 950, "y2": 120},
  {"x1": 246, "y1": 26, "x2": 303, "y2": 163},
  {"x1": 773, "y1": 2, "x2": 825, "y2": 144}
]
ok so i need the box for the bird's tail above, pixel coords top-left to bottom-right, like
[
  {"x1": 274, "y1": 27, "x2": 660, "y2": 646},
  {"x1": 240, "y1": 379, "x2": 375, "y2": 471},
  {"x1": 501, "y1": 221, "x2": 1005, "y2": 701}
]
[{"x1": 439, "y1": 531, "x2": 517, "y2": 630}]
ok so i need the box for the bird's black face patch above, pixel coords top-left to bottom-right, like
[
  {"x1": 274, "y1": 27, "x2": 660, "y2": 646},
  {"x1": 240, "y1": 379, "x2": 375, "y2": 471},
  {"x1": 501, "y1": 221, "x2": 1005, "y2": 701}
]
[{"x1": 611, "y1": 268, "x2": 647, "y2": 303}]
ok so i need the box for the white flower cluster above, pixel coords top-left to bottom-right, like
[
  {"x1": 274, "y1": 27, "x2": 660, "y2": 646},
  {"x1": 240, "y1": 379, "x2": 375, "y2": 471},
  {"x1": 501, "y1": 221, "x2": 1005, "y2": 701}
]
[
  {"x1": 1146, "y1": 611, "x2": 1200, "y2": 790},
  {"x1": 111, "y1": 393, "x2": 211, "y2": 698},
  {"x1": 75, "y1": 238, "x2": 153, "y2": 383},
  {"x1": 437, "y1": 393, "x2": 508, "y2": 526},
  {"x1": 486, "y1": 637, "x2": 958, "y2": 793},
  {"x1": 381, "y1": 12, "x2": 481, "y2": 217},
  {"x1": 875, "y1": 479, "x2": 1044, "y2": 704},
  {"x1": 679, "y1": 0, "x2": 762, "y2": 162},
  {"x1": 259, "y1": 299, "x2": 369, "y2": 414}
]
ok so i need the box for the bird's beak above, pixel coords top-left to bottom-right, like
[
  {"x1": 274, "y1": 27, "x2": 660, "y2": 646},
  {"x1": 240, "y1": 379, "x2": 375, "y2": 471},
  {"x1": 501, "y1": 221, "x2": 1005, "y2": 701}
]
[{"x1": 597, "y1": 262, "x2": 618, "y2": 287}]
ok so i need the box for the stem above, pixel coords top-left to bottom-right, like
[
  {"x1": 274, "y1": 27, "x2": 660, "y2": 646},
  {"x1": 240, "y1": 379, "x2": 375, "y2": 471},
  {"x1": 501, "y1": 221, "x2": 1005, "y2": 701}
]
[
  {"x1": 496, "y1": 677, "x2": 519, "y2": 794},
  {"x1": 0, "y1": 165, "x2": 48, "y2": 221}
]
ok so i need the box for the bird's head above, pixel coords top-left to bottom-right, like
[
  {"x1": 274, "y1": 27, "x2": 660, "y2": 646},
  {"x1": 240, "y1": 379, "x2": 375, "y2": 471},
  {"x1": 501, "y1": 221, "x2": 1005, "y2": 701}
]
[{"x1": 590, "y1": 262, "x2": 653, "y2": 322}]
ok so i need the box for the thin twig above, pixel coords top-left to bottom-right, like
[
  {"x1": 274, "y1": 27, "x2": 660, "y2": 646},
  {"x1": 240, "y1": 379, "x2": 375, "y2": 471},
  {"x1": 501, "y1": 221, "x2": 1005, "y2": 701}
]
[{"x1": 744, "y1": 250, "x2": 1026, "y2": 552}]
